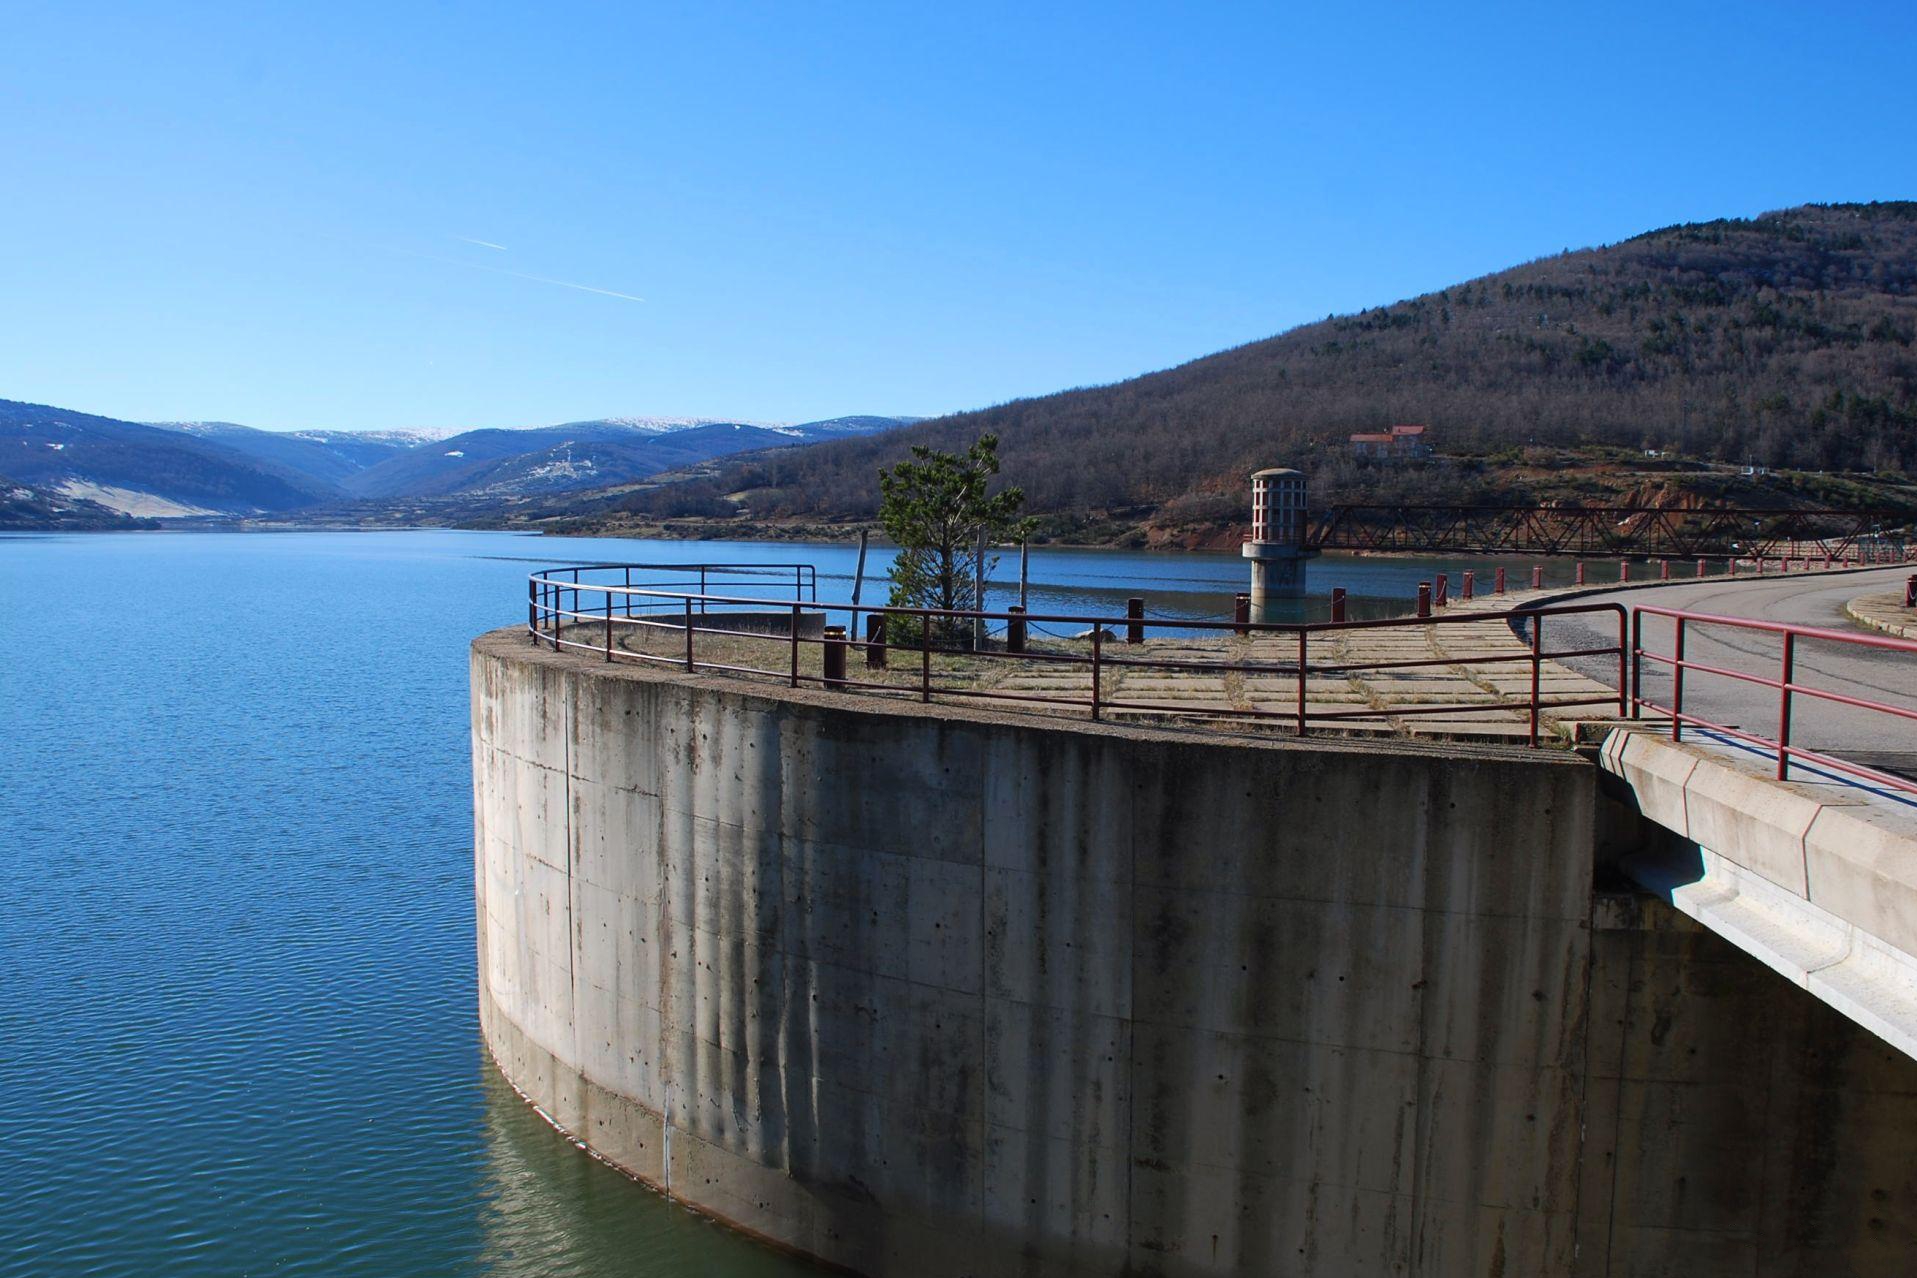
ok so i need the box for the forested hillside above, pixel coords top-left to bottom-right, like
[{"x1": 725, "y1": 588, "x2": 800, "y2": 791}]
[{"x1": 730, "y1": 202, "x2": 1917, "y2": 522}]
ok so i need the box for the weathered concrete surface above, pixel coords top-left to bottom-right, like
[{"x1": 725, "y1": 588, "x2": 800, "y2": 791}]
[
  {"x1": 1582, "y1": 893, "x2": 1917, "y2": 1277},
  {"x1": 474, "y1": 629, "x2": 1917, "y2": 1277}
]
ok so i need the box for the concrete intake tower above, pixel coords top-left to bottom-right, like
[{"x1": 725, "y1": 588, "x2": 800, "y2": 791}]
[
  {"x1": 473, "y1": 625, "x2": 1917, "y2": 1277},
  {"x1": 1241, "y1": 467, "x2": 1317, "y2": 606}
]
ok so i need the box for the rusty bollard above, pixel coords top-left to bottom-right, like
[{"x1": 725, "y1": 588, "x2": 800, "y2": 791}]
[
  {"x1": 1416, "y1": 582, "x2": 1432, "y2": 618},
  {"x1": 1575, "y1": 562, "x2": 1586, "y2": 585},
  {"x1": 1233, "y1": 593, "x2": 1251, "y2": 636},
  {"x1": 1331, "y1": 588, "x2": 1347, "y2": 623},
  {"x1": 1006, "y1": 605, "x2": 1027, "y2": 654},
  {"x1": 1531, "y1": 565, "x2": 1544, "y2": 590},
  {"x1": 1126, "y1": 597, "x2": 1144, "y2": 645},
  {"x1": 1461, "y1": 570, "x2": 1474, "y2": 601},
  {"x1": 1434, "y1": 574, "x2": 1449, "y2": 608},
  {"x1": 824, "y1": 625, "x2": 848, "y2": 687},
  {"x1": 1495, "y1": 567, "x2": 1506, "y2": 594},
  {"x1": 1906, "y1": 575, "x2": 1916, "y2": 609},
  {"x1": 863, "y1": 614, "x2": 887, "y2": 669}
]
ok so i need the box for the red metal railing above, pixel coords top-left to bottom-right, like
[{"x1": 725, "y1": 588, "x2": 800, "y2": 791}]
[
  {"x1": 1631, "y1": 605, "x2": 1917, "y2": 794},
  {"x1": 525, "y1": 565, "x2": 1628, "y2": 746}
]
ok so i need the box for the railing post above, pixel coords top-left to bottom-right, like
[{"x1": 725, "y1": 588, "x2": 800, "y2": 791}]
[
  {"x1": 1629, "y1": 608, "x2": 1642, "y2": 718},
  {"x1": 1126, "y1": 597, "x2": 1144, "y2": 645},
  {"x1": 1696, "y1": 558, "x2": 1707, "y2": 578},
  {"x1": 790, "y1": 603, "x2": 801, "y2": 687},
  {"x1": 551, "y1": 583, "x2": 561, "y2": 651},
  {"x1": 1619, "y1": 561, "x2": 1630, "y2": 584},
  {"x1": 1090, "y1": 629, "x2": 1102, "y2": 722},
  {"x1": 684, "y1": 598, "x2": 695, "y2": 671},
  {"x1": 605, "y1": 590, "x2": 614, "y2": 661},
  {"x1": 1416, "y1": 582, "x2": 1431, "y2": 618},
  {"x1": 1659, "y1": 559, "x2": 1670, "y2": 581},
  {"x1": 1532, "y1": 564, "x2": 1543, "y2": 590},
  {"x1": 1495, "y1": 567, "x2": 1506, "y2": 595},
  {"x1": 1461, "y1": 570, "x2": 1474, "y2": 601},
  {"x1": 1528, "y1": 613, "x2": 1542, "y2": 747},
  {"x1": 1778, "y1": 631, "x2": 1795, "y2": 781},
  {"x1": 1616, "y1": 607, "x2": 1628, "y2": 717},
  {"x1": 1671, "y1": 617, "x2": 1685, "y2": 742},
  {"x1": 866, "y1": 613, "x2": 888, "y2": 667},
  {"x1": 1330, "y1": 588, "x2": 1346, "y2": 623},
  {"x1": 1295, "y1": 629, "x2": 1308, "y2": 738},
  {"x1": 920, "y1": 614, "x2": 932, "y2": 703},
  {"x1": 823, "y1": 626, "x2": 848, "y2": 688},
  {"x1": 624, "y1": 566, "x2": 632, "y2": 617},
  {"x1": 1006, "y1": 606, "x2": 1026, "y2": 654},
  {"x1": 528, "y1": 578, "x2": 537, "y2": 644},
  {"x1": 1233, "y1": 593, "x2": 1250, "y2": 636},
  {"x1": 1575, "y1": 561, "x2": 1586, "y2": 586}
]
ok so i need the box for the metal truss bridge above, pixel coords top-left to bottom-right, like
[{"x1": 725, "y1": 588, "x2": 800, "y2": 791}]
[{"x1": 1306, "y1": 505, "x2": 1906, "y2": 559}]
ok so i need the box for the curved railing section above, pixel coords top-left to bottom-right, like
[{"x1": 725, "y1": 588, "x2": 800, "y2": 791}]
[{"x1": 524, "y1": 562, "x2": 1629, "y2": 746}]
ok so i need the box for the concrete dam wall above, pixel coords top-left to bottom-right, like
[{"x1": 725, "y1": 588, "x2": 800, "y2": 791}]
[{"x1": 471, "y1": 629, "x2": 1917, "y2": 1277}]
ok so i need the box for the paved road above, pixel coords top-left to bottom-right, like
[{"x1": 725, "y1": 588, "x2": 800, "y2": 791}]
[{"x1": 1551, "y1": 566, "x2": 1917, "y2": 778}]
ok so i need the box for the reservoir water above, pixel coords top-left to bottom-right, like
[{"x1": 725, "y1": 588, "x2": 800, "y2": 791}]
[{"x1": 0, "y1": 530, "x2": 1581, "y2": 1277}]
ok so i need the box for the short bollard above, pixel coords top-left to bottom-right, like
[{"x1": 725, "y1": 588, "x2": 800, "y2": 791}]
[
  {"x1": 864, "y1": 614, "x2": 888, "y2": 668},
  {"x1": 1417, "y1": 582, "x2": 1432, "y2": 618},
  {"x1": 1696, "y1": 558, "x2": 1707, "y2": 578},
  {"x1": 1531, "y1": 565, "x2": 1544, "y2": 590},
  {"x1": 1575, "y1": 562, "x2": 1586, "y2": 585},
  {"x1": 1906, "y1": 575, "x2": 1916, "y2": 609},
  {"x1": 1006, "y1": 605, "x2": 1026, "y2": 654},
  {"x1": 823, "y1": 625, "x2": 848, "y2": 687},
  {"x1": 1658, "y1": 559, "x2": 1670, "y2": 581},
  {"x1": 1233, "y1": 593, "x2": 1251, "y2": 636},
  {"x1": 1495, "y1": 567, "x2": 1507, "y2": 594},
  {"x1": 1619, "y1": 561, "x2": 1631, "y2": 583},
  {"x1": 1126, "y1": 597, "x2": 1144, "y2": 645},
  {"x1": 1461, "y1": 570, "x2": 1475, "y2": 600},
  {"x1": 1434, "y1": 574, "x2": 1449, "y2": 607},
  {"x1": 1330, "y1": 587, "x2": 1347, "y2": 623}
]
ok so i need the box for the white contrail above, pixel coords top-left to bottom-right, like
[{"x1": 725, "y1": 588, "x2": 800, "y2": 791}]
[
  {"x1": 456, "y1": 236, "x2": 510, "y2": 251},
  {"x1": 398, "y1": 246, "x2": 646, "y2": 303}
]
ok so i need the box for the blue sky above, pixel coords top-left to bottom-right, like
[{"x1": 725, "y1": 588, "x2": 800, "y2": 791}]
[{"x1": 2, "y1": 1, "x2": 1912, "y2": 431}]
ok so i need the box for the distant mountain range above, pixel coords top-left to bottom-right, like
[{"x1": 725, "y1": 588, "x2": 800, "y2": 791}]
[{"x1": 0, "y1": 398, "x2": 921, "y2": 522}]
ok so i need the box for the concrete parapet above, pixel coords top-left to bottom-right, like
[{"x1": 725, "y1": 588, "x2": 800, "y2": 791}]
[
  {"x1": 1602, "y1": 726, "x2": 1917, "y2": 1060},
  {"x1": 474, "y1": 633, "x2": 1917, "y2": 1277}
]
